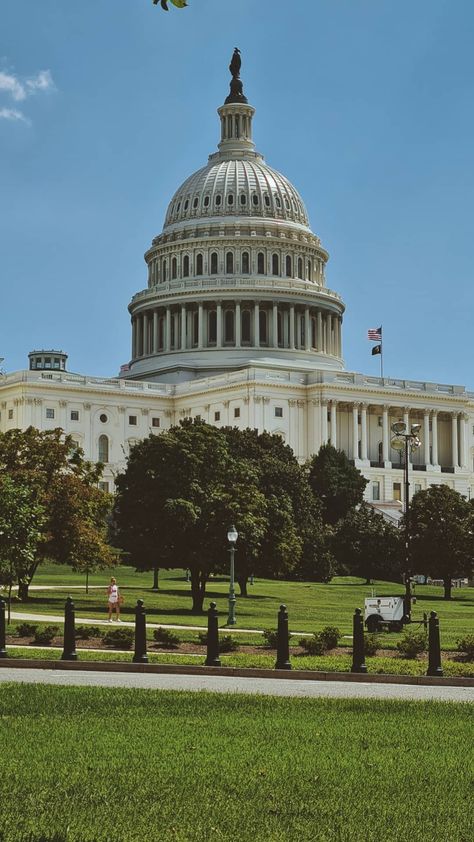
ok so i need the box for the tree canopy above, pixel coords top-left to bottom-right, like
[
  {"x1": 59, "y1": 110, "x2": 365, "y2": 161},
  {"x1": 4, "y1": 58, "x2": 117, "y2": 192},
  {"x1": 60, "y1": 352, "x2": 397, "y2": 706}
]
[
  {"x1": 307, "y1": 444, "x2": 367, "y2": 525},
  {"x1": 332, "y1": 503, "x2": 402, "y2": 584}
]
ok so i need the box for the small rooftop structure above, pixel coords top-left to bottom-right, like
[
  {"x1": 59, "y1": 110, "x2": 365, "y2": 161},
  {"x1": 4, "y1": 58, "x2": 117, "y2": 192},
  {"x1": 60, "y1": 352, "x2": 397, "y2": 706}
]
[{"x1": 28, "y1": 350, "x2": 68, "y2": 372}]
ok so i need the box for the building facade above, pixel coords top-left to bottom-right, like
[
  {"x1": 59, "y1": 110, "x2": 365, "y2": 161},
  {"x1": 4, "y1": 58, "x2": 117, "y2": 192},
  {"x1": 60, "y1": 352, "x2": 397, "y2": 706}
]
[{"x1": 2, "y1": 59, "x2": 474, "y2": 508}]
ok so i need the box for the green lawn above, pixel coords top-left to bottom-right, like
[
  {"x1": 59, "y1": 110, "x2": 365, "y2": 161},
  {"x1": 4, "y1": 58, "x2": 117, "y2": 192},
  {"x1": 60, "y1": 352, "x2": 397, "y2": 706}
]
[
  {"x1": 0, "y1": 684, "x2": 471, "y2": 842},
  {"x1": 11, "y1": 564, "x2": 474, "y2": 650}
]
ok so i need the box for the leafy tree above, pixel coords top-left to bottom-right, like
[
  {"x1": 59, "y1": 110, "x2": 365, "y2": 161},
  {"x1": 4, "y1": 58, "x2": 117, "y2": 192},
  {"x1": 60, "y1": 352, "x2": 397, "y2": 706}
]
[
  {"x1": 0, "y1": 476, "x2": 45, "y2": 620},
  {"x1": 0, "y1": 427, "x2": 115, "y2": 598},
  {"x1": 114, "y1": 419, "x2": 267, "y2": 612},
  {"x1": 407, "y1": 485, "x2": 474, "y2": 600},
  {"x1": 332, "y1": 504, "x2": 402, "y2": 584},
  {"x1": 307, "y1": 444, "x2": 367, "y2": 526}
]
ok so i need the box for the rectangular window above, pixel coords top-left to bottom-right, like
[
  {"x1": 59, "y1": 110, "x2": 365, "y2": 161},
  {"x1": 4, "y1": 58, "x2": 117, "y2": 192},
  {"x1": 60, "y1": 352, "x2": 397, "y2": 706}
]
[
  {"x1": 393, "y1": 482, "x2": 401, "y2": 502},
  {"x1": 70, "y1": 410, "x2": 79, "y2": 421},
  {"x1": 8, "y1": 409, "x2": 13, "y2": 420},
  {"x1": 152, "y1": 417, "x2": 160, "y2": 428},
  {"x1": 275, "y1": 407, "x2": 283, "y2": 418},
  {"x1": 99, "y1": 481, "x2": 109, "y2": 493},
  {"x1": 234, "y1": 407, "x2": 240, "y2": 418},
  {"x1": 214, "y1": 411, "x2": 220, "y2": 422},
  {"x1": 128, "y1": 415, "x2": 137, "y2": 426},
  {"x1": 46, "y1": 408, "x2": 55, "y2": 419},
  {"x1": 372, "y1": 481, "x2": 380, "y2": 501}
]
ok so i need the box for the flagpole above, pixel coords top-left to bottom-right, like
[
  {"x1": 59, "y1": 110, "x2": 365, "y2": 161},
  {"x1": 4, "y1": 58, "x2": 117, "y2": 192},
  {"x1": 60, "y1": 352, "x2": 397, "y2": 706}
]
[{"x1": 380, "y1": 325, "x2": 383, "y2": 379}]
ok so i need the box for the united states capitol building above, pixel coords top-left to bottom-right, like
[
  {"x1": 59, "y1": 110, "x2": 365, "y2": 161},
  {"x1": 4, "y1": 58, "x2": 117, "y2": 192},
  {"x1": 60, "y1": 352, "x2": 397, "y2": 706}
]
[{"x1": 2, "y1": 54, "x2": 473, "y2": 512}]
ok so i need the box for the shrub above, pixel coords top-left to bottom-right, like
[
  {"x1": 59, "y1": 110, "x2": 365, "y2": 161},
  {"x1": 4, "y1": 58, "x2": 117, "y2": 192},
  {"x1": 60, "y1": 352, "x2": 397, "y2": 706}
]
[
  {"x1": 364, "y1": 634, "x2": 380, "y2": 657},
  {"x1": 75, "y1": 625, "x2": 102, "y2": 640},
  {"x1": 219, "y1": 635, "x2": 239, "y2": 653},
  {"x1": 153, "y1": 628, "x2": 180, "y2": 648},
  {"x1": 319, "y1": 626, "x2": 340, "y2": 651},
  {"x1": 396, "y1": 630, "x2": 427, "y2": 659},
  {"x1": 16, "y1": 623, "x2": 38, "y2": 638},
  {"x1": 262, "y1": 629, "x2": 278, "y2": 649},
  {"x1": 34, "y1": 626, "x2": 59, "y2": 645},
  {"x1": 103, "y1": 628, "x2": 134, "y2": 650},
  {"x1": 197, "y1": 632, "x2": 208, "y2": 645},
  {"x1": 456, "y1": 635, "x2": 474, "y2": 661},
  {"x1": 299, "y1": 635, "x2": 326, "y2": 656}
]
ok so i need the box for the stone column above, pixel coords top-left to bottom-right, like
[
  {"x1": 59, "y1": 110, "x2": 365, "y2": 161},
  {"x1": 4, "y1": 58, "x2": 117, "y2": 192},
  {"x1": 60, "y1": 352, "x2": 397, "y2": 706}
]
[
  {"x1": 330, "y1": 400, "x2": 337, "y2": 448},
  {"x1": 382, "y1": 405, "x2": 390, "y2": 463},
  {"x1": 316, "y1": 310, "x2": 322, "y2": 352},
  {"x1": 131, "y1": 318, "x2": 136, "y2": 359},
  {"x1": 235, "y1": 302, "x2": 241, "y2": 348},
  {"x1": 451, "y1": 413, "x2": 459, "y2": 468},
  {"x1": 180, "y1": 306, "x2": 187, "y2": 351},
  {"x1": 432, "y1": 411, "x2": 439, "y2": 467},
  {"x1": 289, "y1": 305, "x2": 295, "y2": 349},
  {"x1": 321, "y1": 400, "x2": 328, "y2": 445},
  {"x1": 254, "y1": 302, "x2": 260, "y2": 347},
  {"x1": 216, "y1": 302, "x2": 222, "y2": 349},
  {"x1": 328, "y1": 315, "x2": 333, "y2": 354},
  {"x1": 304, "y1": 307, "x2": 311, "y2": 351},
  {"x1": 423, "y1": 410, "x2": 431, "y2": 466},
  {"x1": 460, "y1": 413, "x2": 467, "y2": 469},
  {"x1": 352, "y1": 403, "x2": 359, "y2": 460},
  {"x1": 165, "y1": 309, "x2": 171, "y2": 352},
  {"x1": 153, "y1": 311, "x2": 159, "y2": 354},
  {"x1": 273, "y1": 303, "x2": 278, "y2": 348},
  {"x1": 137, "y1": 315, "x2": 143, "y2": 357},
  {"x1": 361, "y1": 404, "x2": 368, "y2": 461},
  {"x1": 198, "y1": 304, "x2": 204, "y2": 349}
]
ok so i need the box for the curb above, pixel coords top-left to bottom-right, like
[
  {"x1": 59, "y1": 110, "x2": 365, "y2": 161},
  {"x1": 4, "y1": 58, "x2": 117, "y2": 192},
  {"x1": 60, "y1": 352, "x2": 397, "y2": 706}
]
[{"x1": 0, "y1": 658, "x2": 472, "y2": 688}]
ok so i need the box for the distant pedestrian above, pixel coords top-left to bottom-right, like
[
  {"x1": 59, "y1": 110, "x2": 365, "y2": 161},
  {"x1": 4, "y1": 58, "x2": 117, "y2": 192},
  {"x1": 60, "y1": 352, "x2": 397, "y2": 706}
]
[{"x1": 107, "y1": 577, "x2": 122, "y2": 622}]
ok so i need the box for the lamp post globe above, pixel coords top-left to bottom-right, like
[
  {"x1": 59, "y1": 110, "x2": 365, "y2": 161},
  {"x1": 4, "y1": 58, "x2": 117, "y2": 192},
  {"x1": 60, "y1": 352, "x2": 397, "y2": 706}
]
[{"x1": 227, "y1": 525, "x2": 238, "y2": 625}]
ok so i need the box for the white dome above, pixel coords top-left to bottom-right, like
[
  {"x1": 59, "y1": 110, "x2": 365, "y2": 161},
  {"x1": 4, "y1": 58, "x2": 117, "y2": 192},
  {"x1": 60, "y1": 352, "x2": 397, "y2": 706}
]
[{"x1": 164, "y1": 158, "x2": 310, "y2": 230}]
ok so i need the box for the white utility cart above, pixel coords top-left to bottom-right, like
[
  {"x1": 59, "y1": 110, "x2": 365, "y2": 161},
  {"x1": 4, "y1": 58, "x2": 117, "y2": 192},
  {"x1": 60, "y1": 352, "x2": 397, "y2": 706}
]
[{"x1": 364, "y1": 597, "x2": 405, "y2": 632}]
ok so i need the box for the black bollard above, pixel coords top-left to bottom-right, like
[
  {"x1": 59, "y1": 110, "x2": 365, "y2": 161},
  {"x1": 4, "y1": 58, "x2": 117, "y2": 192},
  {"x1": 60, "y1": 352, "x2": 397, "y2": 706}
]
[
  {"x1": 133, "y1": 599, "x2": 148, "y2": 664},
  {"x1": 0, "y1": 597, "x2": 7, "y2": 658},
  {"x1": 427, "y1": 610, "x2": 443, "y2": 677},
  {"x1": 351, "y1": 608, "x2": 367, "y2": 674},
  {"x1": 205, "y1": 601, "x2": 221, "y2": 667},
  {"x1": 61, "y1": 596, "x2": 77, "y2": 661},
  {"x1": 275, "y1": 604, "x2": 291, "y2": 670}
]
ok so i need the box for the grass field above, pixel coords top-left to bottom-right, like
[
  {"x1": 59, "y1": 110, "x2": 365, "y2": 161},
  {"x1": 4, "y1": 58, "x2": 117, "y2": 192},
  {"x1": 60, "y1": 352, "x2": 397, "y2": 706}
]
[
  {"x1": 11, "y1": 564, "x2": 474, "y2": 650},
  {"x1": 0, "y1": 684, "x2": 472, "y2": 842}
]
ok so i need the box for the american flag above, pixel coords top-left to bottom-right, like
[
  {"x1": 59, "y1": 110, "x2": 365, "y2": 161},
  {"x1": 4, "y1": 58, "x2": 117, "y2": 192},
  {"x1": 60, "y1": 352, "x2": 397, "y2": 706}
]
[{"x1": 367, "y1": 326, "x2": 382, "y2": 341}]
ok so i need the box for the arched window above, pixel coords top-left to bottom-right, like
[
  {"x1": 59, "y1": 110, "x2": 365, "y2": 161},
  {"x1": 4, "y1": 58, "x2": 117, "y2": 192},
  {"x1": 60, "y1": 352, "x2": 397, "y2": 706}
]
[
  {"x1": 226, "y1": 251, "x2": 234, "y2": 274},
  {"x1": 264, "y1": 194, "x2": 270, "y2": 208},
  {"x1": 215, "y1": 195, "x2": 222, "y2": 207},
  {"x1": 208, "y1": 310, "x2": 217, "y2": 344},
  {"x1": 184, "y1": 199, "x2": 189, "y2": 211},
  {"x1": 210, "y1": 252, "x2": 218, "y2": 274},
  {"x1": 242, "y1": 251, "x2": 250, "y2": 274},
  {"x1": 241, "y1": 310, "x2": 251, "y2": 343},
  {"x1": 275, "y1": 195, "x2": 281, "y2": 208},
  {"x1": 98, "y1": 435, "x2": 109, "y2": 463},
  {"x1": 286, "y1": 255, "x2": 292, "y2": 277},
  {"x1": 193, "y1": 197, "x2": 198, "y2": 209},
  {"x1": 259, "y1": 310, "x2": 268, "y2": 344},
  {"x1": 297, "y1": 258, "x2": 303, "y2": 279},
  {"x1": 171, "y1": 257, "x2": 177, "y2": 280},
  {"x1": 240, "y1": 194, "x2": 247, "y2": 206},
  {"x1": 252, "y1": 194, "x2": 259, "y2": 206},
  {"x1": 272, "y1": 253, "x2": 279, "y2": 276},
  {"x1": 183, "y1": 255, "x2": 190, "y2": 278},
  {"x1": 257, "y1": 252, "x2": 265, "y2": 274},
  {"x1": 162, "y1": 260, "x2": 167, "y2": 282},
  {"x1": 196, "y1": 254, "x2": 203, "y2": 276},
  {"x1": 204, "y1": 196, "x2": 210, "y2": 208},
  {"x1": 307, "y1": 260, "x2": 312, "y2": 281},
  {"x1": 224, "y1": 310, "x2": 234, "y2": 343},
  {"x1": 227, "y1": 194, "x2": 234, "y2": 206}
]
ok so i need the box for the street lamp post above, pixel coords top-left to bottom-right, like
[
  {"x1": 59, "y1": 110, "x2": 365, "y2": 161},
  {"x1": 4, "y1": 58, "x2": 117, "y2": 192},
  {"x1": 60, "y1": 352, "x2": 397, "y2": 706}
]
[
  {"x1": 227, "y1": 525, "x2": 238, "y2": 625},
  {"x1": 391, "y1": 420, "x2": 422, "y2": 622}
]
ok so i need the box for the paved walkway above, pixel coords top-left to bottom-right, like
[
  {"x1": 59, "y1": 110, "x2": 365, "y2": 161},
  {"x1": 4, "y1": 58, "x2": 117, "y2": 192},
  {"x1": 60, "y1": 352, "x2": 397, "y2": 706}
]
[{"x1": 0, "y1": 667, "x2": 472, "y2": 701}]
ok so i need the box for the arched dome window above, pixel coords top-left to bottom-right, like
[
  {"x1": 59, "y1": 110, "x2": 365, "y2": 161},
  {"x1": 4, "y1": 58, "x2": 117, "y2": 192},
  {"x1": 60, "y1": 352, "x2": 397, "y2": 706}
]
[
  {"x1": 259, "y1": 310, "x2": 268, "y2": 344},
  {"x1": 284, "y1": 198, "x2": 290, "y2": 210},
  {"x1": 297, "y1": 258, "x2": 303, "y2": 279},
  {"x1": 307, "y1": 260, "x2": 312, "y2": 281},
  {"x1": 210, "y1": 252, "x2": 218, "y2": 274},
  {"x1": 162, "y1": 259, "x2": 167, "y2": 283},
  {"x1": 193, "y1": 197, "x2": 199, "y2": 209},
  {"x1": 272, "y1": 254, "x2": 279, "y2": 276},
  {"x1": 241, "y1": 310, "x2": 251, "y2": 344},
  {"x1": 285, "y1": 255, "x2": 292, "y2": 277},
  {"x1": 98, "y1": 435, "x2": 109, "y2": 463},
  {"x1": 275, "y1": 195, "x2": 281, "y2": 208},
  {"x1": 257, "y1": 252, "x2": 265, "y2": 274},
  {"x1": 242, "y1": 251, "x2": 250, "y2": 274},
  {"x1": 184, "y1": 199, "x2": 189, "y2": 211},
  {"x1": 264, "y1": 194, "x2": 270, "y2": 208},
  {"x1": 176, "y1": 202, "x2": 181, "y2": 213},
  {"x1": 208, "y1": 310, "x2": 217, "y2": 344},
  {"x1": 252, "y1": 194, "x2": 259, "y2": 206},
  {"x1": 240, "y1": 194, "x2": 246, "y2": 206},
  {"x1": 204, "y1": 196, "x2": 210, "y2": 208},
  {"x1": 215, "y1": 195, "x2": 222, "y2": 207},
  {"x1": 171, "y1": 257, "x2": 177, "y2": 280},
  {"x1": 196, "y1": 254, "x2": 203, "y2": 276},
  {"x1": 224, "y1": 310, "x2": 235, "y2": 343},
  {"x1": 183, "y1": 255, "x2": 190, "y2": 278},
  {"x1": 226, "y1": 252, "x2": 234, "y2": 274},
  {"x1": 227, "y1": 194, "x2": 234, "y2": 206}
]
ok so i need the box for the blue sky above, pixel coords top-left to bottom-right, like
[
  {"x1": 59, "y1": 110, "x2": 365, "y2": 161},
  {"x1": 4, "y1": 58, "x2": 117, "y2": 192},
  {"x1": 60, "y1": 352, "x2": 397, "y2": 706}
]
[{"x1": 1, "y1": 0, "x2": 473, "y2": 387}]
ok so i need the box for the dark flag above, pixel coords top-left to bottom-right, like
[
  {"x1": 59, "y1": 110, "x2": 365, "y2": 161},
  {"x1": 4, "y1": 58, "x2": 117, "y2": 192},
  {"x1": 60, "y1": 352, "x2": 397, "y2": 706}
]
[{"x1": 372, "y1": 344, "x2": 382, "y2": 356}]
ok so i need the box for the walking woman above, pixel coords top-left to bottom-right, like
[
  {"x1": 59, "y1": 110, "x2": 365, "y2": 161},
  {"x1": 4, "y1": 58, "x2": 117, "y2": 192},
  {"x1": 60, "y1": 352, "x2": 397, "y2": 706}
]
[{"x1": 107, "y1": 577, "x2": 122, "y2": 622}]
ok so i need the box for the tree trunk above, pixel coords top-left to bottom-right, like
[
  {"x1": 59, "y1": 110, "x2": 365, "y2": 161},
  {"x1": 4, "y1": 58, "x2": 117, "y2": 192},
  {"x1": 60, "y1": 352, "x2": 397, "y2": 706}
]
[
  {"x1": 443, "y1": 576, "x2": 452, "y2": 600},
  {"x1": 152, "y1": 565, "x2": 159, "y2": 591},
  {"x1": 238, "y1": 576, "x2": 248, "y2": 597},
  {"x1": 18, "y1": 581, "x2": 29, "y2": 601},
  {"x1": 190, "y1": 569, "x2": 207, "y2": 613},
  {"x1": 365, "y1": 577, "x2": 372, "y2": 585}
]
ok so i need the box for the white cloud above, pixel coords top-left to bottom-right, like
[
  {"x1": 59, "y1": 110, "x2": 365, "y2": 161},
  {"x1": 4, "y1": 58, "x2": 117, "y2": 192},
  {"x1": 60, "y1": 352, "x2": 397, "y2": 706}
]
[
  {"x1": 26, "y1": 69, "x2": 54, "y2": 95},
  {"x1": 0, "y1": 71, "x2": 26, "y2": 101},
  {"x1": 0, "y1": 107, "x2": 29, "y2": 123}
]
